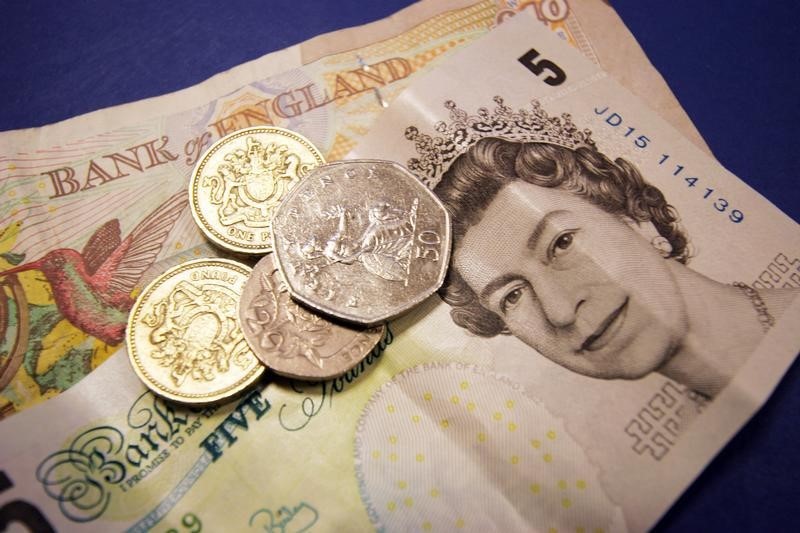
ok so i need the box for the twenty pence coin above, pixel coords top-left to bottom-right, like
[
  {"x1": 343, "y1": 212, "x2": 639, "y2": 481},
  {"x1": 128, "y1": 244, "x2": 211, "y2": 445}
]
[
  {"x1": 127, "y1": 258, "x2": 264, "y2": 404},
  {"x1": 189, "y1": 126, "x2": 325, "y2": 254},
  {"x1": 239, "y1": 254, "x2": 385, "y2": 380},
  {"x1": 271, "y1": 160, "x2": 451, "y2": 325}
]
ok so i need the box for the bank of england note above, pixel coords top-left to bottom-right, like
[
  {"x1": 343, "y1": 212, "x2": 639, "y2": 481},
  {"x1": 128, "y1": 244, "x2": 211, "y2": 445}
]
[
  {"x1": 348, "y1": 12, "x2": 800, "y2": 531},
  {"x1": 0, "y1": 0, "x2": 708, "y2": 418},
  {"x1": 1, "y1": 9, "x2": 794, "y2": 533}
]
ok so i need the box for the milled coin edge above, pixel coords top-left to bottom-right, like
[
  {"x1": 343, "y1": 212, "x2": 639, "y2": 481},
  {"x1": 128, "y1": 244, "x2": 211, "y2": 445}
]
[
  {"x1": 126, "y1": 257, "x2": 264, "y2": 404},
  {"x1": 188, "y1": 126, "x2": 326, "y2": 255}
]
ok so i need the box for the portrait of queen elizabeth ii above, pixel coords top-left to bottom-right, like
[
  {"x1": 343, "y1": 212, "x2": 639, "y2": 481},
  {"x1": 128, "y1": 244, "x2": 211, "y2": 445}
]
[{"x1": 406, "y1": 97, "x2": 797, "y2": 399}]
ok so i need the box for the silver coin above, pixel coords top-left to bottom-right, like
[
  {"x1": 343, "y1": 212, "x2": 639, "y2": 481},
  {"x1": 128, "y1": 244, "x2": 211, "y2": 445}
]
[
  {"x1": 239, "y1": 253, "x2": 385, "y2": 380},
  {"x1": 271, "y1": 160, "x2": 451, "y2": 325}
]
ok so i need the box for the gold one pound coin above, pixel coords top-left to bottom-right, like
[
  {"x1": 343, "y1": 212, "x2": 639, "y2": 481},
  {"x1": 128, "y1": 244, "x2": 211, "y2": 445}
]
[
  {"x1": 127, "y1": 258, "x2": 264, "y2": 404},
  {"x1": 189, "y1": 126, "x2": 325, "y2": 254}
]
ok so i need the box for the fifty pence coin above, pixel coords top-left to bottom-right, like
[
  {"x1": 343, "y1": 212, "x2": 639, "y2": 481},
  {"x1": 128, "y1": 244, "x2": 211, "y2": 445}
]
[
  {"x1": 189, "y1": 126, "x2": 325, "y2": 254},
  {"x1": 239, "y1": 254, "x2": 385, "y2": 380},
  {"x1": 271, "y1": 160, "x2": 451, "y2": 325},
  {"x1": 127, "y1": 258, "x2": 264, "y2": 404}
]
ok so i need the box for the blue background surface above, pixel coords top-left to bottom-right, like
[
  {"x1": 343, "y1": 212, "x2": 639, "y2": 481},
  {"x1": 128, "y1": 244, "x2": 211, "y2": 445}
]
[{"x1": 1, "y1": 0, "x2": 798, "y2": 530}]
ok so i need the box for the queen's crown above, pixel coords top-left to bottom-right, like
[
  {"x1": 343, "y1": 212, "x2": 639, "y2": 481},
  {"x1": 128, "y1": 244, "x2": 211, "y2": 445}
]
[{"x1": 405, "y1": 96, "x2": 595, "y2": 187}]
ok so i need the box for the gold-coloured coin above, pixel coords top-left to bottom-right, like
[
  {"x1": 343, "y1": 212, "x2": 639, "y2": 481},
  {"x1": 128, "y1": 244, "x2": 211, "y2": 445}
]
[
  {"x1": 189, "y1": 126, "x2": 325, "y2": 254},
  {"x1": 126, "y1": 258, "x2": 264, "y2": 404}
]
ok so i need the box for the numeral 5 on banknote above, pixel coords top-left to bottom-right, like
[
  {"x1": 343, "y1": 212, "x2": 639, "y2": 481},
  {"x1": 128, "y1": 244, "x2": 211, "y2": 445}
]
[
  {"x1": 518, "y1": 48, "x2": 567, "y2": 86},
  {"x1": 0, "y1": 471, "x2": 55, "y2": 532}
]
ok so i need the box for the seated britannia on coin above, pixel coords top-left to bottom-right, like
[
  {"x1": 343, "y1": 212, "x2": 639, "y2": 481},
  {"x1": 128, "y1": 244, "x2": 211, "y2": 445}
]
[
  {"x1": 317, "y1": 200, "x2": 418, "y2": 282},
  {"x1": 406, "y1": 97, "x2": 799, "y2": 398}
]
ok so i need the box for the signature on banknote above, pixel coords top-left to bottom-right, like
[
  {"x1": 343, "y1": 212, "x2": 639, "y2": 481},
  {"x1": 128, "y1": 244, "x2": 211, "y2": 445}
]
[{"x1": 249, "y1": 502, "x2": 319, "y2": 533}]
